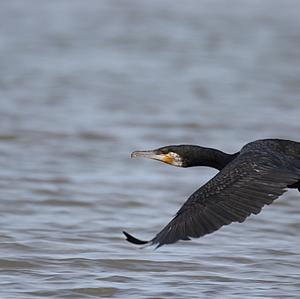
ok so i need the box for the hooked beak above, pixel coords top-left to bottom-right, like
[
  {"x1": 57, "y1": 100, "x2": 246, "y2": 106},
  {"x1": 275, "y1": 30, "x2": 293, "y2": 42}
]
[{"x1": 131, "y1": 150, "x2": 174, "y2": 165}]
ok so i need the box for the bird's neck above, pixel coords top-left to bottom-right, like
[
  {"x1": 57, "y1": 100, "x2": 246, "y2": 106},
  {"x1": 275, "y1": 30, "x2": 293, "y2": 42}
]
[{"x1": 187, "y1": 147, "x2": 238, "y2": 170}]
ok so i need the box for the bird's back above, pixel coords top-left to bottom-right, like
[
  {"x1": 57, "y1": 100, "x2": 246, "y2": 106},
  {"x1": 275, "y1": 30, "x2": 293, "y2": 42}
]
[{"x1": 240, "y1": 139, "x2": 300, "y2": 158}]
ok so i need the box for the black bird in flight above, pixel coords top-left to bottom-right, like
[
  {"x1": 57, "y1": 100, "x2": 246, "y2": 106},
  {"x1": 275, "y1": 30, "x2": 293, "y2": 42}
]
[{"x1": 123, "y1": 139, "x2": 300, "y2": 248}]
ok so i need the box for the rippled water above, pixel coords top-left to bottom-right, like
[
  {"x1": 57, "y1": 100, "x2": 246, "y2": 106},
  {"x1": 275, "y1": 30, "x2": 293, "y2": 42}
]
[{"x1": 0, "y1": 1, "x2": 300, "y2": 298}]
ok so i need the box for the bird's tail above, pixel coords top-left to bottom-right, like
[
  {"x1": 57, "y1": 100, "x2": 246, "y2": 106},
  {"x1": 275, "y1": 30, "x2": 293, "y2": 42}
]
[{"x1": 123, "y1": 231, "x2": 149, "y2": 245}]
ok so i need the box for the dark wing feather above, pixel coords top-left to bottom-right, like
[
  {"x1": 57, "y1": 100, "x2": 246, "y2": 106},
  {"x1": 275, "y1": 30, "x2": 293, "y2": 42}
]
[{"x1": 146, "y1": 150, "x2": 300, "y2": 247}]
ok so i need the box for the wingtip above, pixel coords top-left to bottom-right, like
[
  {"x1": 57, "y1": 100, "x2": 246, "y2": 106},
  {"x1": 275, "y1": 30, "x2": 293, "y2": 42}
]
[{"x1": 123, "y1": 231, "x2": 149, "y2": 245}]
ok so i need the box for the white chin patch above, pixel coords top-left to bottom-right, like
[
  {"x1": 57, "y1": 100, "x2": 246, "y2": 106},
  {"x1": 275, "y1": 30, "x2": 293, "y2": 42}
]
[{"x1": 169, "y1": 152, "x2": 183, "y2": 167}]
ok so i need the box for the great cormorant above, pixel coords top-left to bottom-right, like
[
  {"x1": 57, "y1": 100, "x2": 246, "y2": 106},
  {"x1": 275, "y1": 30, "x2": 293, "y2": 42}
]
[{"x1": 123, "y1": 139, "x2": 300, "y2": 248}]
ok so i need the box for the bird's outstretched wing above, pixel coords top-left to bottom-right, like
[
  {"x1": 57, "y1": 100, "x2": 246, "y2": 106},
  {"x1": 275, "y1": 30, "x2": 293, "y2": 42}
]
[{"x1": 124, "y1": 149, "x2": 300, "y2": 248}]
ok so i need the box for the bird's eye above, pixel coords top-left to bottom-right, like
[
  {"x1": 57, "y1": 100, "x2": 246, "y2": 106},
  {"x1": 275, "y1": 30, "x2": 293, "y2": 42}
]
[{"x1": 160, "y1": 148, "x2": 169, "y2": 154}]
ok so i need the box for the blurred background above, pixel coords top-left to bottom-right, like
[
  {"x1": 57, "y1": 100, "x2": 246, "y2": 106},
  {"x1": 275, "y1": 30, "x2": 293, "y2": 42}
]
[{"x1": 0, "y1": 1, "x2": 299, "y2": 298}]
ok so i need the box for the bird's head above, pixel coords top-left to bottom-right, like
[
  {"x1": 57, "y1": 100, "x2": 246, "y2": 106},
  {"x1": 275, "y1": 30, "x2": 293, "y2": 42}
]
[
  {"x1": 131, "y1": 145, "x2": 236, "y2": 169},
  {"x1": 131, "y1": 145, "x2": 197, "y2": 167}
]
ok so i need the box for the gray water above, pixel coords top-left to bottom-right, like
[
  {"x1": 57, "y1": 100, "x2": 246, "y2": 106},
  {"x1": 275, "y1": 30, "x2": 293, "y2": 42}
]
[{"x1": 0, "y1": 1, "x2": 300, "y2": 298}]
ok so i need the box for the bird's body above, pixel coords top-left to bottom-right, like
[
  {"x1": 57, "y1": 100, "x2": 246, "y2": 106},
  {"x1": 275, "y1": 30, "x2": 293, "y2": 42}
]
[{"x1": 124, "y1": 139, "x2": 300, "y2": 248}]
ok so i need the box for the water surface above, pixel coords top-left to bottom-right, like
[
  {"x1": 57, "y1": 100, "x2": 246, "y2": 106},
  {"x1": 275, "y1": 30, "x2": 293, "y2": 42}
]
[{"x1": 0, "y1": 1, "x2": 300, "y2": 298}]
